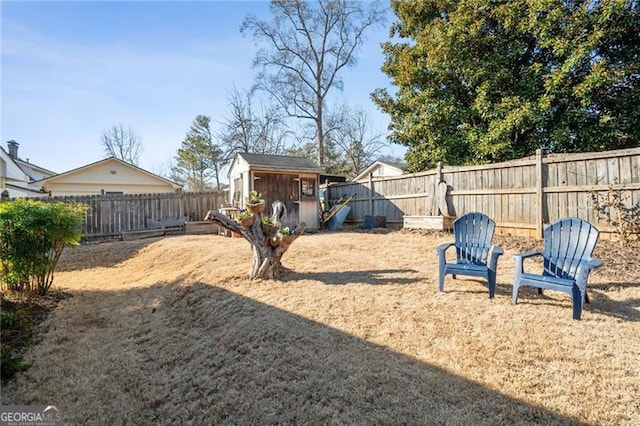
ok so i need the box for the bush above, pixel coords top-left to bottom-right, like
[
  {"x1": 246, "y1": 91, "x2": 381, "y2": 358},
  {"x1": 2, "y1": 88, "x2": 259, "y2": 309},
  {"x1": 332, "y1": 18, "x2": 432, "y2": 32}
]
[
  {"x1": 0, "y1": 307, "x2": 29, "y2": 380},
  {"x1": 591, "y1": 184, "x2": 640, "y2": 242},
  {"x1": 0, "y1": 199, "x2": 87, "y2": 295}
]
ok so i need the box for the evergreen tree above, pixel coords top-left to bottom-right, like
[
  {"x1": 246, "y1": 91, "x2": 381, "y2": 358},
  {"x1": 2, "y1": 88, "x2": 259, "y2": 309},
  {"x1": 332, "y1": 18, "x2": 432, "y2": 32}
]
[
  {"x1": 174, "y1": 115, "x2": 228, "y2": 191},
  {"x1": 373, "y1": 0, "x2": 640, "y2": 171}
]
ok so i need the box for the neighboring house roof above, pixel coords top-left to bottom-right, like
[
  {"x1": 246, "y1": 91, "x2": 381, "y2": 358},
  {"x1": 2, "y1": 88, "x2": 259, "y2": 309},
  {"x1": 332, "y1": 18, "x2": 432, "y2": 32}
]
[
  {"x1": 1, "y1": 145, "x2": 48, "y2": 198},
  {"x1": 353, "y1": 160, "x2": 405, "y2": 182},
  {"x1": 0, "y1": 145, "x2": 31, "y2": 183},
  {"x1": 234, "y1": 152, "x2": 323, "y2": 174},
  {"x1": 35, "y1": 157, "x2": 182, "y2": 189},
  {"x1": 5, "y1": 182, "x2": 46, "y2": 195},
  {"x1": 14, "y1": 158, "x2": 56, "y2": 182}
]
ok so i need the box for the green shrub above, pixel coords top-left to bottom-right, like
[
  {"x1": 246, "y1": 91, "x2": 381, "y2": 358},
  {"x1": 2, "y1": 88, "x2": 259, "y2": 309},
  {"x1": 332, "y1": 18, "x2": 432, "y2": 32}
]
[
  {"x1": 0, "y1": 199, "x2": 87, "y2": 295},
  {"x1": 1, "y1": 345, "x2": 27, "y2": 380},
  {"x1": 0, "y1": 310, "x2": 24, "y2": 328},
  {"x1": 0, "y1": 302, "x2": 30, "y2": 380}
]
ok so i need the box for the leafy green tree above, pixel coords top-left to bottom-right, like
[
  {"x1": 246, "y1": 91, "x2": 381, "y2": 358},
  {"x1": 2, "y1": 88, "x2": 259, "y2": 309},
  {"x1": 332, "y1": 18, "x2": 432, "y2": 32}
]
[
  {"x1": 242, "y1": 0, "x2": 386, "y2": 167},
  {"x1": 0, "y1": 200, "x2": 86, "y2": 295},
  {"x1": 173, "y1": 115, "x2": 228, "y2": 191},
  {"x1": 373, "y1": 0, "x2": 640, "y2": 172}
]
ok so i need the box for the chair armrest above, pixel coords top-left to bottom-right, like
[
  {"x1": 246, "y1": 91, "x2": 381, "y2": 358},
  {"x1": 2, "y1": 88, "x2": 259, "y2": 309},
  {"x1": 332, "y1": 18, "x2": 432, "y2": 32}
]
[
  {"x1": 574, "y1": 257, "x2": 604, "y2": 291},
  {"x1": 436, "y1": 242, "x2": 454, "y2": 254},
  {"x1": 576, "y1": 258, "x2": 604, "y2": 276},
  {"x1": 491, "y1": 246, "x2": 504, "y2": 256},
  {"x1": 584, "y1": 258, "x2": 603, "y2": 270},
  {"x1": 513, "y1": 251, "x2": 541, "y2": 276},
  {"x1": 513, "y1": 251, "x2": 541, "y2": 260},
  {"x1": 488, "y1": 246, "x2": 503, "y2": 270}
]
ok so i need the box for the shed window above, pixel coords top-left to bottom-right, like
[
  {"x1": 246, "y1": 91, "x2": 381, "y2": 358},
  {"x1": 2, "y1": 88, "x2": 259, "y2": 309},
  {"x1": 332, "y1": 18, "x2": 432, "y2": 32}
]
[{"x1": 301, "y1": 178, "x2": 316, "y2": 197}]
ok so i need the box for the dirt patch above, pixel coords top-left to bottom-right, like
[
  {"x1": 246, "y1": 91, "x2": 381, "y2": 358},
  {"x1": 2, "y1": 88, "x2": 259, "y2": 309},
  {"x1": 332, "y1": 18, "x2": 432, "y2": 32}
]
[
  {"x1": 1, "y1": 291, "x2": 71, "y2": 379},
  {"x1": 2, "y1": 231, "x2": 639, "y2": 424}
]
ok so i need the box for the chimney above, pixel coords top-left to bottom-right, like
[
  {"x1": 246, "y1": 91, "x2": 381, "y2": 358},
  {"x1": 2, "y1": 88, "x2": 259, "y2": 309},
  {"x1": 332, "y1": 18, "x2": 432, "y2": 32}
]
[{"x1": 7, "y1": 140, "x2": 19, "y2": 159}]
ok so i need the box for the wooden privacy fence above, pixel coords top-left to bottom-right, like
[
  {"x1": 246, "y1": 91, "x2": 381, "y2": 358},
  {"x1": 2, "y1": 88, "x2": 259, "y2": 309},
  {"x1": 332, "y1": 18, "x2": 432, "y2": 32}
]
[
  {"x1": 44, "y1": 191, "x2": 226, "y2": 240},
  {"x1": 327, "y1": 147, "x2": 640, "y2": 238}
]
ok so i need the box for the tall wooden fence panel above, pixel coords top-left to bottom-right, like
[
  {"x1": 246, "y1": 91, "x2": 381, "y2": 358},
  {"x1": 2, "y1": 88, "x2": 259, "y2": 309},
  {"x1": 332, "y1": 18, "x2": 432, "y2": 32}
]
[
  {"x1": 45, "y1": 191, "x2": 226, "y2": 239},
  {"x1": 327, "y1": 148, "x2": 640, "y2": 238}
]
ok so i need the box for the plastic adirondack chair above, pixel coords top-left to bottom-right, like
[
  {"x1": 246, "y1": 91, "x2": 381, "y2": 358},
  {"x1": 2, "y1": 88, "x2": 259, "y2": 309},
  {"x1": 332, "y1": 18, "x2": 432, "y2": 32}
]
[
  {"x1": 436, "y1": 212, "x2": 504, "y2": 299},
  {"x1": 512, "y1": 218, "x2": 603, "y2": 320}
]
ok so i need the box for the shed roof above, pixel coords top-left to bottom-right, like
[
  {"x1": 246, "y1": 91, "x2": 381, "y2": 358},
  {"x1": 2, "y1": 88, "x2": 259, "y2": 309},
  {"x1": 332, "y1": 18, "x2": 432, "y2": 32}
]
[{"x1": 236, "y1": 153, "x2": 323, "y2": 173}]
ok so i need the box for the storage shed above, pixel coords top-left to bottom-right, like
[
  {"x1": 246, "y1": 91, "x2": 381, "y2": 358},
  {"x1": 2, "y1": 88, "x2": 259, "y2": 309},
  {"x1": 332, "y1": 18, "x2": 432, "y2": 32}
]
[{"x1": 228, "y1": 153, "x2": 323, "y2": 230}]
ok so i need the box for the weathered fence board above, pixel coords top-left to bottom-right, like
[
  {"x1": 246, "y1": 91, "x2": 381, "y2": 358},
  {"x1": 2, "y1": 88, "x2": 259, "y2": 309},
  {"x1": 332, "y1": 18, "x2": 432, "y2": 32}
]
[
  {"x1": 43, "y1": 191, "x2": 225, "y2": 240},
  {"x1": 327, "y1": 147, "x2": 640, "y2": 238}
]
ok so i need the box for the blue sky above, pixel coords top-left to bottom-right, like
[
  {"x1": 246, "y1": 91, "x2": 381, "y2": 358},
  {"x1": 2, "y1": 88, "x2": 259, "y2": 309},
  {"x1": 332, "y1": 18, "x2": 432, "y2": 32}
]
[{"x1": 1, "y1": 0, "x2": 403, "y2": 177}]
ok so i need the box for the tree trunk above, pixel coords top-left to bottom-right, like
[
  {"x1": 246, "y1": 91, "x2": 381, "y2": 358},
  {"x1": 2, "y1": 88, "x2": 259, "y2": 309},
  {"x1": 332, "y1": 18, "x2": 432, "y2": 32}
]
[{"x1": 204, "y1": 201, "x2": 306, "y2": 280}]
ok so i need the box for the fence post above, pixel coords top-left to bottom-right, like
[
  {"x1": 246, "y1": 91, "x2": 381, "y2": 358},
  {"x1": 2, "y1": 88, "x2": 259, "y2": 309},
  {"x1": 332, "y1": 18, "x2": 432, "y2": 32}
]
[{"x1": 535, "y1": 149, "x2": 544, "y2": 239}]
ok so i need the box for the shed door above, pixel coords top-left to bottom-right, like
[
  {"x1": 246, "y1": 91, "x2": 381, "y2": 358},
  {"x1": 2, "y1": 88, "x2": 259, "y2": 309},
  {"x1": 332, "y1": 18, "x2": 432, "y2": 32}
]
[{"x1": 253, "y1": 173, "x2": 299, "y2": 226}]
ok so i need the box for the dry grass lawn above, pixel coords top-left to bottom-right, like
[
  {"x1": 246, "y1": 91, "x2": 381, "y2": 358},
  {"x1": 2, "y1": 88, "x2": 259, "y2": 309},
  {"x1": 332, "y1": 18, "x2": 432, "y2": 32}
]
[{"x1": 2, "y1": 230, "x2": 639, "y2": 424}]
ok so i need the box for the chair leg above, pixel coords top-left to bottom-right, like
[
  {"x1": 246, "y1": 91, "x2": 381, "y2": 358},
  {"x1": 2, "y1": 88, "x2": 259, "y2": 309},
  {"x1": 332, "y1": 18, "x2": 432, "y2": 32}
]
[
  {"x1": 452, "y1": 274, "x2": 457, "y2": 280},
  {"x1": 488, "y1": 271, "x2": 496, "y2": 299},
  {"x1": 572, "y1": 284, "x2": 582, "y2": 320},
  {"x1": 512, "y1": 283, "x2": 519, "y2": 305},
  {"x1": 438, "y1": 252, "x2": 449, "y2": 292}
]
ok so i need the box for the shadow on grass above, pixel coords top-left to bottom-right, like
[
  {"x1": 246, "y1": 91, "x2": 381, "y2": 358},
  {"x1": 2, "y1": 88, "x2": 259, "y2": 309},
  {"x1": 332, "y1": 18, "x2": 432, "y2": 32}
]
[
  {"x1": 56, "y1": 238, "x2": 160, "y2": 272},
  {"x1": 5, "y1": 281, "x2": 585, "y2": 425},
  {"x1": 436, "y1": 278, "x2": 640, "y2": 322},
  {"x1": 283, "y1": 268, "x2": 420, "y2": 285}
]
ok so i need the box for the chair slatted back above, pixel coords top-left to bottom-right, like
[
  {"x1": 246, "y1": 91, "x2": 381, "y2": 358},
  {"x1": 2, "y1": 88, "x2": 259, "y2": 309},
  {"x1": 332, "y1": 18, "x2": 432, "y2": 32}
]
[
  {"x1": 543, "y1": 218, "x2": 599, "y2": 279},
  {"x1": 453, "y1": 212, "x2": 496, "y2": 265}
]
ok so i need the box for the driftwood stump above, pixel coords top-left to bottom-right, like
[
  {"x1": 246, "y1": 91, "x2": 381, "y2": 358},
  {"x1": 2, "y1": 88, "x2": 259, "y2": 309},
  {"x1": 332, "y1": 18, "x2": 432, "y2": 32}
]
[{"x1": 204, "y1": 201, "x2": 306, "y2": 280}]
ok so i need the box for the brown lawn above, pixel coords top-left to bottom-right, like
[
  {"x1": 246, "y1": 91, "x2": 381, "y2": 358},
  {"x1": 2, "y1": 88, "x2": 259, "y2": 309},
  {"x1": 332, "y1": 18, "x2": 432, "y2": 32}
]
[{"x1": 2, "y1": 230, "x2": 639, "y2": 424}]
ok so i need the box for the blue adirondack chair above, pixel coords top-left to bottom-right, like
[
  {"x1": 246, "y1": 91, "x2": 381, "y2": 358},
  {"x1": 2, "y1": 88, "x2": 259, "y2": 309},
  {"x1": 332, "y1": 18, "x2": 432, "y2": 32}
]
[
  {"x1": 436, "y1": 212, "x2": 504, "y2": 299},
  {"x1": 512, "y1": 218, "x2": 603, "y2": 320}
]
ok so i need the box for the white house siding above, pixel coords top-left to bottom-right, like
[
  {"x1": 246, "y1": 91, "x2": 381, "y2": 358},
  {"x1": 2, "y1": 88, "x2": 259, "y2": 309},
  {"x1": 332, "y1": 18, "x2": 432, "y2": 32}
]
[
  {"x1": 42, "y1": 182, "x2": 177, "y2": 196},
  {"x1": 1, "y1": 149, "x2": 45, "y2": 198},
  {"x1": 40, "y1": 158, "x2": 180, "y2": 196},
  {"x1": 353, "y1": 161, "x2": 404, "y2": 182},
  {"x1": 227, "y1": 156, "x2": 251, "y2": 205}
]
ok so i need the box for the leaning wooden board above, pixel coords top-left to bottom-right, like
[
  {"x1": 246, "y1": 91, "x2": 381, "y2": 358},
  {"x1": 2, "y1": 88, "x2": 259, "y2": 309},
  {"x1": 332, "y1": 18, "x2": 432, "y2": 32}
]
[
  {"x1": 437, "y1": 181, "x2": 450, "y2": 216},
  {"x1": 425, "y1": 183, "x2": 436, "y2": 215}
]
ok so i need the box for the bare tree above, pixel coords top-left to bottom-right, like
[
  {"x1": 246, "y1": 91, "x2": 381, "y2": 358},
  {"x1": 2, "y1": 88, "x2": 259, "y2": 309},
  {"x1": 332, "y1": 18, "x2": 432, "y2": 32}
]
[
  {"x1": 241, "y1": 0, "x2": 386, "y2": 167},
  {"x1": 152, "y1": 159, "x2": 186, "y2": 187},
  {"x1": 219, "y1": 86, "x2": 290, "y2": 155},
  {"x1": 332, "y1": 107, "x2": 387, "y2": 179},
  {"x1": 101, "y1": 123, "x2": 143, "y2": 165}
]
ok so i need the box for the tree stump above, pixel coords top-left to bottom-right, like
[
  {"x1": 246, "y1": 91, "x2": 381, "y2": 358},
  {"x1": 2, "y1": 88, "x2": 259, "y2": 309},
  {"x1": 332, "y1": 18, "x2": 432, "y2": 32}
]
[{"x1": 204, "y1": 201, "x2": 306, "y2": 280}]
